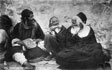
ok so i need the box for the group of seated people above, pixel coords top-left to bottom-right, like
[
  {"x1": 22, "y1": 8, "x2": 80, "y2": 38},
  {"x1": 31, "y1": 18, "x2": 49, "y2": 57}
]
[{"x1": 0, "y1": 9, "x2": 111, "y2": 70}]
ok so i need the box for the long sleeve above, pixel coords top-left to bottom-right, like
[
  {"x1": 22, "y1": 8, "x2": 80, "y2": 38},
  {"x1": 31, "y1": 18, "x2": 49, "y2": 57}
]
[
  {"x1": 35, "y1": 23, "x2": 45, "y2": 40},
  {"x1": 11, "y1": 23, "x2": 20, "y2": 39},
  {"x1": 54, "y1": 26, "x2": 67, "y2": 49},
  {"x1": 55, "y1": 26, "x2": 66, "y2": 41}
]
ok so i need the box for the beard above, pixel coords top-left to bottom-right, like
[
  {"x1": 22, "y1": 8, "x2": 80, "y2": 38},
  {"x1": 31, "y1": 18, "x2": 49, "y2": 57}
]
[
  {"x1": 70, "y1": 26, "x2": 80, "y2": 35},
  {"x1": 27, "y1": 19, "x2": 34, "y2": 26}
]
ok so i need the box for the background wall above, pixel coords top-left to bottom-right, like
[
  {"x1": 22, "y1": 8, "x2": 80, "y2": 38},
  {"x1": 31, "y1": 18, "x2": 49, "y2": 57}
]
[{"x1": 1, "y1": 0, "x2": 112, "y2": 49}]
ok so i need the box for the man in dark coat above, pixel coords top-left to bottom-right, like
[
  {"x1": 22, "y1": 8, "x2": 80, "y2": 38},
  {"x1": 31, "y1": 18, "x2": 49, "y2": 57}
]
[
  {"x1": 2, "y1": 9, "x2": 48, "y2": 69},
  {"x1": 55, "y1": 12, "x2": 111, "y2": 69}
]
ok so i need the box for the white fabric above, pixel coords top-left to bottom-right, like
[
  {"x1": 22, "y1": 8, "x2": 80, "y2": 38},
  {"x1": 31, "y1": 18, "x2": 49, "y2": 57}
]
[
  {"x1": 23, "y1": 38, "x2": 36, "y2": 49},
  {"x1": 12, "y1": 43, "x2": 21, "y2": 46},
  {"x1": 50, "y1": 31, "x2": 56, "y2": 36},
  {"x1": 70, "y1": 26, "x2": 80, "y2": 35},
  {"x1": 55, "y1": 28, "x2": 61, "y2": 33},
  {"x1": 78, "y1": 26, "x2": 90, "y2": 38},
  {"x1": 72, "y1": 16, "x2": 90, "y2": 38},
  {"x1": 12, "y1": 52, "x2": 27, "y2": 65},
  {"x1": 38, "y1": 41, "x2": 46, "y2": 51},
  {"x1": 0, "y1": 29, "x2": 8, "y2": 43},
  {"x1": 12, "y1": 38, "x2": 21, "y2": 47},
  {"x1": 22, "y1": 46, "x2": 26, "y2": 51},
  {"x1": 0, "y1": 29, "x2": 9, "y2": 49}
]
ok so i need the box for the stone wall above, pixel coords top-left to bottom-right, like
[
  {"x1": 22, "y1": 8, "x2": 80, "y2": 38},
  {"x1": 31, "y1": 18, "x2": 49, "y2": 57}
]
[{"x1": 1, "y1": 0, "x2": 112, "y2": 49}]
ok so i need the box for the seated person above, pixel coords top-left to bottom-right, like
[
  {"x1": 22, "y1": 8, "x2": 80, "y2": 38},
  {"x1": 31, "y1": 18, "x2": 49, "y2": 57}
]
[
  {"x1": 1, "y1": 9, "x2": 48, "y2": 69},
  {"x1": 0, "y1": 15, "x2": 13, "y2": 52},
  {"x1": 55, "y1": 12, "x2": 111, "y2": 69},
  {"x1": 44, "y1": 16, "x2": 67, "y2": 59}
]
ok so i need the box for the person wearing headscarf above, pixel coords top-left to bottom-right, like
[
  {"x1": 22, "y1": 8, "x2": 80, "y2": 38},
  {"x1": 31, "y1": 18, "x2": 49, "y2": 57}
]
[
  {"x1": 1, "y1": 9, "x2": 48, "y2": 69},
  {"x1": 55, "y1": 12, "x2": 111, "y2": 69},
  {"x1": 44, "y1": 16, "x2": 67, "y2": 60}
]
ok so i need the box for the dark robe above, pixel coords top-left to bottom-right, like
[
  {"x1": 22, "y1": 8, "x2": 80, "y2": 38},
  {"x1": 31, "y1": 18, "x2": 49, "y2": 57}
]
[
  {"x1": 44, "y1": 25, "x2": 67, "y2": 55},
  {"x1": 0, "y1": 29, "x2": 12, "y2": 52},
  {"x1": 5, "y1": 20, "x2": 47, "y2": 61},
  {"x1": 11, "y1": 21, "x2": 44, "y2": 40},
  {"x1": 56, "y1": 27, "x2": 110, "y2": 69}
]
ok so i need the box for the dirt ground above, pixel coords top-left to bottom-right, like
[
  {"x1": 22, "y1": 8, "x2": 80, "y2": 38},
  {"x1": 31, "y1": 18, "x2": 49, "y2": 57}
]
[{"x1": 0, "y1": 52, "x2": 112, "y2": 70}]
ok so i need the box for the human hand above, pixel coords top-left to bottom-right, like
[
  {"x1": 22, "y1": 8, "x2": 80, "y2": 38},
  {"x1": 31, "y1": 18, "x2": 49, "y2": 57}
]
[
  {"x1": 12, "y1": 38, "x2": 23, "y2": 46},
  {"x1": 34, "y1": 39, "x2": 42, "y2": 44},
  {"x1": 50, "y1": 31, "x2": 56, "y2": 36}
]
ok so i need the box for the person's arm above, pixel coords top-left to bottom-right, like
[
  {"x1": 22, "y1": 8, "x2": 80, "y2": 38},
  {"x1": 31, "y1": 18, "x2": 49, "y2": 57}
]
[
  {"x1": 35, "y1": 23, "x2": 45, "y2": 40},
  {"x1": 55, "y1": 26, "x2": 66, "y2": 39},
  {"x1": 89, "y1": 27, "x2": 98, "y2": 43},
  {"x1": 11, "y1": 23, "x2": 20, "y2": 39},
  {"x1": 11, "y1": 23, "x2": 25, "y2": 46}
]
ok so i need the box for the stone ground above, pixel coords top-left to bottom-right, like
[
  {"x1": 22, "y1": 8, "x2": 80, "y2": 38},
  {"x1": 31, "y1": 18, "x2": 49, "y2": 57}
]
[{"x1": 0, "y1": 52, "x2": 112, "y2": 70}]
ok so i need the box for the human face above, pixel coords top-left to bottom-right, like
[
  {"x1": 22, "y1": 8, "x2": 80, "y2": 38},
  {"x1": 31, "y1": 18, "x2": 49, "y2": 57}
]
[
  {"x1": 26, "y1": 14, "x2": 34, "y2": 26},
  {"x1": 50, "y1": 25, "x2": 62, "y2": 31},
  {"x1": 72, "y1": 16, "x2": 83, "y2": 25},
  {"x1": 51, "y1": 17, "x2": 59, "y2": 26},
  {"x1": 28, "y1": 14, "x2": 34, "y2": 21},
  {"x1": 50, "y1": 17, "x2": 60, "y2": 30},
  {"x1": 70, "y1": 17, "x2": 81, "y2": 35}
]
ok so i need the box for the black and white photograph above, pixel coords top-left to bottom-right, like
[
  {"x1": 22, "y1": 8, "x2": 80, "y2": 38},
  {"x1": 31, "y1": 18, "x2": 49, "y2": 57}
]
[{"x1": 0, "y1": 0, "x2": 112, "y2": 70}]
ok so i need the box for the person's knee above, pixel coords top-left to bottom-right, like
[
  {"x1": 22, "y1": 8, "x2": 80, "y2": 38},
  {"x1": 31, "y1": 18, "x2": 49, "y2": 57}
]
[{"x1": 12, "y1": 52, "x2": 27, "y2": 65}]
